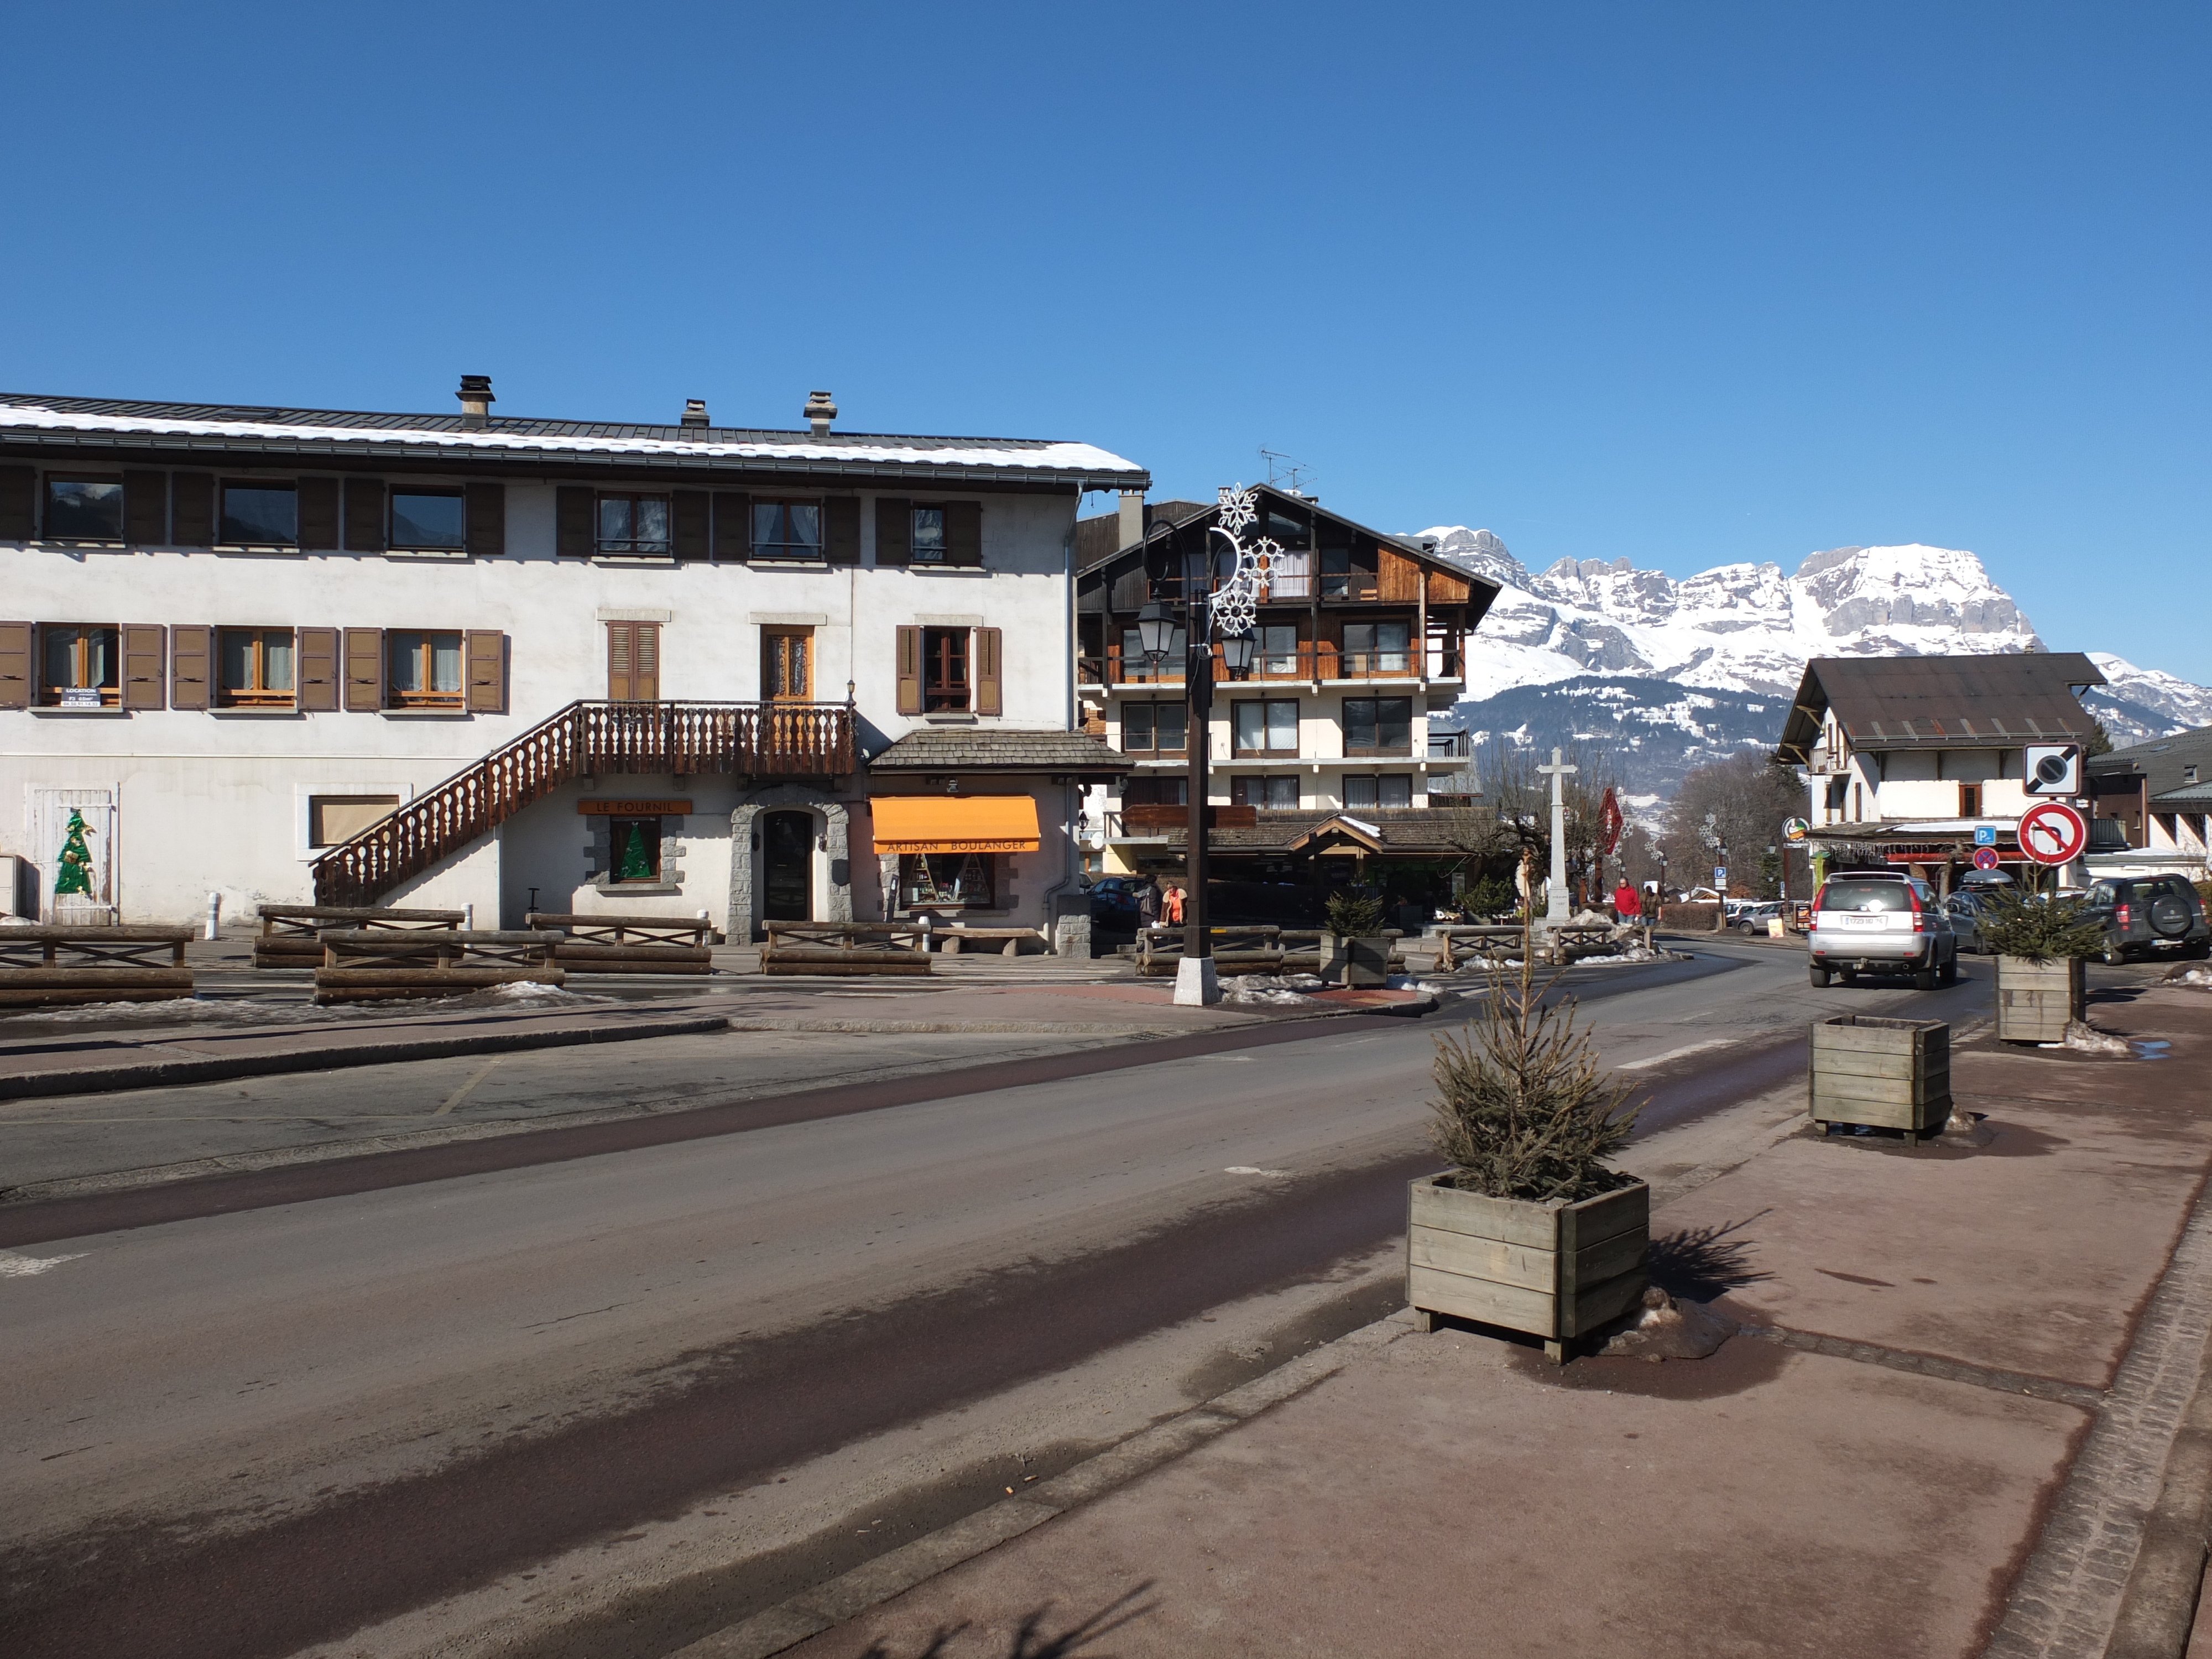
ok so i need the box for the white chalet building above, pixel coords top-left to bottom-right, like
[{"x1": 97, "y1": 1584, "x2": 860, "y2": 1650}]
[{"x1": 0, "y1": 382, "x2": 1141, "y2": 941}]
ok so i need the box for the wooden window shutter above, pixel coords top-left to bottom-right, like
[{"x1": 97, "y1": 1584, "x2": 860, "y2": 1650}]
[
  {"x1": 945, "y1": 500, "x2": 982, "y2": 567},
  {"x1": 975, "y1": 627, "x2": 1003, "y2": 716},
  {"x1": 170, "y1": 473, "x2": 215, "y2": 547},
  {"x1": 875, "y1": 497, "x2": 911, "y2": 566},
  {"x1": 557, "y1": 486, "x2": 595, "y2": 558},
  {"x1": 123, "y1": 471, "x2": 168, "y2": 545},
  {"x1": 824, "y1": 496, "x2": 860, "y2": 565},
  {"x1": 0, "y1": 620, "x2": 30, "y2": 709},
  {"x1": 121, "y1": 625, "x2": 167, "y2": 710},
  {"x1": 711, "y1": 493, "x2": 749, "y2": 561},
  {"x1": 895, "y1": 625, "x2": 923, "y2": 716},
  {"x1": 465, "y1": 630, "x2": 507, "y2": 712},
  {"x1": 296, "y1": 627, "x2": 339, "y2": 711},
  {"x1": 343, "y1": 479, "x2": 387, "y2": 552},
  {"x1": 672, "y1": 490, "x2": 710, "y2": 561},
  {"x1": 465, "y1": 482, "x2": 506, "y2": 556},
  {"x1": 298, "y1": 478, "x2": 341, "y2": 550},
  {"x1": 0, "y1": 467, "x2": 31, "y2": 540},
  {"x1": 170, "y1": 625, "x2": 213, "y2": 709},
  {"x1": 343, "y1": 628, "x2": 384, "y2": 711},
  {"x1": 606, "y1": 622, "x2": 660, "y2": 701}
]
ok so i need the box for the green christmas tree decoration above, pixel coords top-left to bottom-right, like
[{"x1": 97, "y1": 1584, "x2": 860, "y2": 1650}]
[
  {"x1": 616, "y1": 821, "x2": 655, "y2": 883},
  {"x1": 53, "y1": 808, "x2": 96, "y2": 898}
]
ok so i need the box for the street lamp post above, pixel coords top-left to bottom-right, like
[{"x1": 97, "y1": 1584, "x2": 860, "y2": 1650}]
[{"x1": 1137, "y1": 493, "x2": 1261, "y2": 1008}]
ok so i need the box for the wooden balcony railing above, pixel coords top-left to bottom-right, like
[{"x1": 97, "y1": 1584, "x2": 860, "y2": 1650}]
[
  {"x1": 312, "y1": 700, "x2": 854, "y2": 906},
  {"x1": 1080, "y1": 643, "x2": 1463, "y2": 688}
]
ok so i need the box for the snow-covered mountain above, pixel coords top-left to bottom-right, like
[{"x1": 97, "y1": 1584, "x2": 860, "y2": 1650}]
[{"x1": 1421, "y1": 529, "x2": 2212, "y2": 795}]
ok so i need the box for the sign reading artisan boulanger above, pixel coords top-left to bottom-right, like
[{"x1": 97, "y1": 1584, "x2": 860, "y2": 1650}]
[{"x1": 577, "y1": 800, "x2": 694, "y2": 816}]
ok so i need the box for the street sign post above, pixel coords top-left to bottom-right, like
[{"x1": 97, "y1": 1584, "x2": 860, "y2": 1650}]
[
  {"x1": 1713, "y1": 866, "x2": 1728, "y2": 888},
  {"x1": 1782, "y1": 817, "x2": 1809, "y2": 843},
  {"x1": 2018, "y1": 801, "x2": 2088, "y2": 867},
  {"x1": 2023, "y1": 744, "x2": 2083, "y2": 797},
  {"x1": 1973, "y1": 847, "x2": 2001, "y2": 872},
  {"x1": 1974, "y1": 825, "x2": 1997, "y2": 847}
]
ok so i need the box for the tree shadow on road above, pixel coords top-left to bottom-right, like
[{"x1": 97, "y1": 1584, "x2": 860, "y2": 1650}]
[
  {"x1": 1647, "y1": 1214, "x2": 1772, "y2": 1301},
  {"x1": 857, "y1": 1582, "x2": 1159, "y2": 1659}
]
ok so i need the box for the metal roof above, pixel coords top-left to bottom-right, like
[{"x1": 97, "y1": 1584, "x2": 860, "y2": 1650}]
[
  {"x1": 1775, "y1": 653, "x2": 2107, "y2": 760},
  {"x1": 0, "y1": 393, "x2": 1149, "y2": 491},
  {"x1": 865, "y1": 728, "x2": 1130, "y2": 774},
  {"x1": 2087, "y1": 723, "x2": 2212, "y2": 802}
]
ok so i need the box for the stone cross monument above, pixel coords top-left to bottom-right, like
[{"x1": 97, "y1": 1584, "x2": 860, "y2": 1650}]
[{"x1": 1537, "y1": 748, "x2": 1577, "y2": 925}]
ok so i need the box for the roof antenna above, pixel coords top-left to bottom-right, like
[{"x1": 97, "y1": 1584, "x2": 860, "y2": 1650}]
[{"x1": 1259, "y1": 447, "x2": 1316, "y2": 500}]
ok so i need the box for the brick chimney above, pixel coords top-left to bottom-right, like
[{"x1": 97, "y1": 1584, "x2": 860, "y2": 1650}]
[{"x1": 804, "y1": 390, "x2": 837, "y2": 437}]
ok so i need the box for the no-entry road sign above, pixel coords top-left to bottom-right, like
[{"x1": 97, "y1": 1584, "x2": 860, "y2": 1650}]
[{"x1": 2018, "y1": 801, "x2": 2088, "y2": 866}]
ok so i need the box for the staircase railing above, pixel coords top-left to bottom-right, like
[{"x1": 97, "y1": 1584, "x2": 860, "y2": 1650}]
[{"x1": 312, "y1": 700, "x2": 855, "y2": 906}]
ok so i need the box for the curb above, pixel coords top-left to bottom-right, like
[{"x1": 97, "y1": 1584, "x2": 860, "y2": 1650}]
[
  {"x1": 669, "y1": 1312, "x2": 1411, "y2": 1659},
  {"x1": 0, "y1": 1013, "x2": 731, "y2": 1104},
  {"x1": 2104, "y1": 1317, "x2": 2212, "y2": 1659},
  {"x1": 723, "y1": 1018, "x2": 1207, "y2": 1037}
]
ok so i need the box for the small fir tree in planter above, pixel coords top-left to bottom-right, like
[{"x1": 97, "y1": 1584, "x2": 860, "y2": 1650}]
[
  {"x1": 1980, "y1": 888, "x2": 2105, "y2": 1041},
  {"x1": 1324, "y1": 890, "x2": 1390, "y2": 987},
  {"x1": 1407, "y1": 924, "x2": 1649, "y2": 1359}
]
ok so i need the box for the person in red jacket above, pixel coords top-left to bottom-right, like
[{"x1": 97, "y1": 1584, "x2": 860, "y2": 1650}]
[
  {"x1": 1161, "y1": 882, "x2": 1187, "y2": 927},
  {"x1": 1612, "y1": 880, "x2": 1642, "y2": 921}
]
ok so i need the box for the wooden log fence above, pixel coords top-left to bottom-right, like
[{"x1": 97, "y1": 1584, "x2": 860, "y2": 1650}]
[
  {"x1": 526, "y1": 912, "x2": 716, "y2": 975},
  {"x1": 314, "y1": 930, "x2": 565, "y2": 1004},
  {"x1": 761, "y1": 920, "x2": 933, "y2": 977},
  {"x1": 0, "y1": 925, "x2": 197, "y2": 1006},
  {"x1": 255, "y1": 905, "x2": 465, "y2": 968}
]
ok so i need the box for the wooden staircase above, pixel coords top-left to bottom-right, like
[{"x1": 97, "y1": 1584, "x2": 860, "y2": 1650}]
[{"x1": 312, "y1": 700, "x2": 854, "y2": 906}]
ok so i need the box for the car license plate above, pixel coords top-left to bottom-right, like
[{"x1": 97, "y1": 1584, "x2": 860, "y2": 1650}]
[{"x1": 1840, "y1": 915, "x2": 1887, "y2": 930}]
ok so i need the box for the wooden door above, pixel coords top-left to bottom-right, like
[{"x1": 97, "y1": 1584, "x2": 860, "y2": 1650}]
[
  {"x1": 762, "y1": 626, "x2": 813, "y2": 702},
  {"x1": 607, "y1": 622, "x2": 660, "y2": 701}
]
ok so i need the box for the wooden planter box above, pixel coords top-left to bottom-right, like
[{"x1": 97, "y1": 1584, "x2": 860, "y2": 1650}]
[
  {"x1": 1810, "y1": 1014, "x2": 1951, "y2": 1136},
  {"x1": 1406, "y1": 1175, "x2": 1649, "y2": 1361},
  {"x1": 1323, "y1": 933, "x2": 1392, "y2": 988},
  {"x1": 1996, "y1": 955, "x2": 2085, "y2": 1044}
]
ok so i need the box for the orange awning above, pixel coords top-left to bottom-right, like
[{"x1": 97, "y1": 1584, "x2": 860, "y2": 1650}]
[{"x1": 869, "y1": 795, "x2": 1041, "y2": 855}]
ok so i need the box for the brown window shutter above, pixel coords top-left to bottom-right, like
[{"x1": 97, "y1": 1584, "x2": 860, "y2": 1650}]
[
  {"x1": 606, "y1": 623, "x2": 630, "y2": 700},
  {"x1": 672, "y1": 490, "x2": 709, "y2": 561},
  {"x1": 0, "y1": 467, "x2": 31, "y2": 540},
  {"x1": 170, "y1": 625, "x2": 213, "y2": 709},
  {"x1": 170, "y1": 473, "x2": 215, "y2": 547},
  {"x1": 635, "y1": 622, "x2": 659, "y2": 700},
  {"x1": 121, "y1": 625, "x2": 167, "y2": 710},
  {"x1": 123, "y1": 471, "x2": 168, "y2": 545},
  {"x1": 895, "y1": 625, "x2": 922, "y2": 716},
  {"x1": 465, "y1": 630, "x2": 507, "y2": 712},
  {"x1": 298, "y1": 478, "x2": 341, "y2": 550},
  {"x1": 296, "y1": 627, "x2": 339, "y2": 711},
  {"x1": 465, "y1": 482, "x2": 505, "y2": 556},
  {"x1": 945, "y1": 500, "x2": 982, "y2": 567},
  {"x1": 0, "y1": 620, "x2": 30, "y2": 708},
  {"x1": 557, "y1": 486, "x2": 595, "y2": 558},
  {"x1": 343, "y1": 479, "x2": 387, "y2": 552},
  {"x1": 712, "y1": 492, "x2": 749, "y2": 561},
  {"x1": 875, "y1": 497, "x2": 911, "y2": 566},
  {"x1": 825, "y1": 496, "x2": 860, "y2": 565},
  {"x1": 343, "y1": 628, "x2": 384, "y2": 710},
  {"x1": 975, "y1": 627, "x2": 1003, "y2": 716}
]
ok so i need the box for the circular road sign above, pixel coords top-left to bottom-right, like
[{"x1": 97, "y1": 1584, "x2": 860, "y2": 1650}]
[
  {"x1": 1783, "y1": 817, "x2": 1810, "y2": 843},
  {"x1": 1973, "y1": 847, "x2": 2001, "y2": 871},
  {"x1": 2018, "y1": 801, "x2": 2088, "y2": 866}
]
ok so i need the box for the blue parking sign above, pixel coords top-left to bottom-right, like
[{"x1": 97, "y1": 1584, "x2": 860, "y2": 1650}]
[{"x1": 1974, "y1": 825, "x2": 1996, "y2": 846}]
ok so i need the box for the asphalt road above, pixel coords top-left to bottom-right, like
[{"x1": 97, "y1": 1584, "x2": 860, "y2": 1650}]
[{"x1": 1, "y1": 942, "x2": 1991, "y2": 1659}]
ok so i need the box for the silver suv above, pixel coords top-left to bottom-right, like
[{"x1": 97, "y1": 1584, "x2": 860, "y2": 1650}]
[{"x1": 1809, "y1": 871, "x2": 1958, "y2": 990}]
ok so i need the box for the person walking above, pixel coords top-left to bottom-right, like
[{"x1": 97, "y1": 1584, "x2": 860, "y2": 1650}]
[
  {"x1": 1135, "y1": 874, "x2": 1162, "y2": 933},
  {"x1": 1612, "y1": 878, "x2": 1642, "y2": 923},
  {"x1": 1161, "y1": 881, "x2": 1187, "y2": 927}
]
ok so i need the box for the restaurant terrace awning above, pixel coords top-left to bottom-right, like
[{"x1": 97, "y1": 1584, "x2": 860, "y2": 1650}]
[{"x1": 869, "y1": 795, "x2": 1041, "y2": 855}]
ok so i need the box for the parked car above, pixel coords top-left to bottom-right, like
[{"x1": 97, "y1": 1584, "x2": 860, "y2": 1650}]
[
  {"x1": 1733, "y1": 901, "x2": 1784, "y2": 935},
  {"x1": 1946, "y1": 889, "x2": 1997, "y2": 954},
  {"x1": 1085, "y1": 876, "x2": 1145, "y2": 926},
  {"x1": 2079, "y1": 875, "x2": 2212, "y2": 964},
  {"x1": 1808, "y1": 871, "x2": 1959, "y2": 990}
]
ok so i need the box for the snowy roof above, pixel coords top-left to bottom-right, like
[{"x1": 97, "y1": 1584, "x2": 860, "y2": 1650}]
[
  {"x1": 0, "y1": 394, "x2": 1148, "y2": 489},
  {"x1": 1777, "y1": 653, "x2": 2107, "y2": 758}
]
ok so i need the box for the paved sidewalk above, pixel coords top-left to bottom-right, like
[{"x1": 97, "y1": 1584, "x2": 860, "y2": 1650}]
[{"x1": 696, "y1": 979, "x2": 2212, "y2": 1659}]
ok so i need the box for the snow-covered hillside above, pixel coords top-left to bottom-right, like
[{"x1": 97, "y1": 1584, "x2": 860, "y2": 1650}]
[{"x1": 1420, "y1": 529, "x2": 2211, "y2": 795}]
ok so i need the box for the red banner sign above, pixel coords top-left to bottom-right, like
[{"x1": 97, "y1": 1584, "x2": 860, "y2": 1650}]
[{"x1": 1598, "y1": 787, "x2": 1624, "y2": 856}]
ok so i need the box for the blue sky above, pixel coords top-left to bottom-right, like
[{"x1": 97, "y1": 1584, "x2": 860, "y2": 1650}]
[{"x1": 5, "y1": 3, "x2": 2205, "y2": 680}]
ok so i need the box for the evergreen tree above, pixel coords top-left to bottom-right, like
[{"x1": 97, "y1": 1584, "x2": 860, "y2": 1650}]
[{"x1": 53, "y1": 808, "x2": 95, "y2": 898}]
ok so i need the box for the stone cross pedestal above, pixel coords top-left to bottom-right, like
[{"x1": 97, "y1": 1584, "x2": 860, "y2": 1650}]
[{"x1": 1537, "y1": 748, "x2": 1577, "y2": 926}]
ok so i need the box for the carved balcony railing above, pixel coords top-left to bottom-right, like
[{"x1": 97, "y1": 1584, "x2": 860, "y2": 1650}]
[{"x1": 312, "y1": 700, "x2": 855, "y2": 906}]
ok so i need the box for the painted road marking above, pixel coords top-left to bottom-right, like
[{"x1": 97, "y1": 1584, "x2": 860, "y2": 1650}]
[
  {"x1": 1614, "y1": 1037, "x2": 1737, "y2": 1072},
  {"x1": 0, "y1": 1249, "x2": 87, "y2": 1278},
  {"x1": 433, "y1": 1057, "x2": 505, "y2": 1118}
]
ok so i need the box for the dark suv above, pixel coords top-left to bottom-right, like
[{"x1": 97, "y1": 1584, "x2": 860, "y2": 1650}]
[{"x1": 2079, "y1": 875, "x2": 2211, "y2": 964}]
